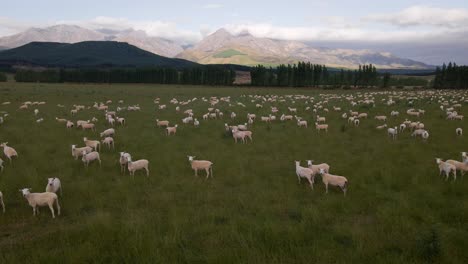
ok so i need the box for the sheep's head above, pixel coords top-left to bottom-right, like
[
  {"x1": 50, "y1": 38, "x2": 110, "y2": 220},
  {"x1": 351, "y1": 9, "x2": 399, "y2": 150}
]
[
  {"x1": 435, "y1": 158, "x2": 442, "y2": 164},
  {"x1": 47, "y1": 178, "x2": 55, "y2": 186},
  {"x1": 19, "y1": 188, "x2": 31, "y2": 196},
  {"x1": 319, "y1": 168, "x2": 325, "y2": 174},
  {"x1": 187, "y1": 156, "x2": 195, "y2": 161},
  {"x1": 307, "y1": 160, "x2": 313, "y2": 166},
  {"x1": 294, "y1": 161, "x2": 300, "y2": 165},
  {"x1": 71, "y1": 145, "x2": 76, "y2": 150}
]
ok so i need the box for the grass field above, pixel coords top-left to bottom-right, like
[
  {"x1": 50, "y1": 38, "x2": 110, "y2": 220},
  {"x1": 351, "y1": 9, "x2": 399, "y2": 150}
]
[{"x1": 0, "y1": 83, "x2": 467, "y2": 263}]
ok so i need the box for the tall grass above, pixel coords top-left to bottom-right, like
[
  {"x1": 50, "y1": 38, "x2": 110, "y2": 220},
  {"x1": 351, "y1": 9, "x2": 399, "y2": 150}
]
[{"x1": 0, "y1": 83, "x2": 467, "y2": 263}]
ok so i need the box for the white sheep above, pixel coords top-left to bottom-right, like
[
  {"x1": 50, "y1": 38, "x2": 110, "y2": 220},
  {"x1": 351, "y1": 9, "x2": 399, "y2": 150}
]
[
  {"x1": 188, "y1": 156, "x2": 213, "y2": 179},
  {"x1": 71, "y1": 145, "x2": 92, "y2": 160},
  {"x1": 82, "y1": 151, "x2": 101, "y2": 168},
  {"x1": 101, "y1": 137, "x2": 114, "y2": 150},
  {"x1": 456, "y1": 128, "x2": 463, "y2": 136},
  {"x1": 127, "y1": 157, "x2": 149, "y2": 178},
  {"x1": 435, "y1": 158, "x2": 457, "y2": 181},
  {"x1": 446, "y1": 159, "x2": 468, "y2": 177},
  {"x1": 83, "y1": 137, "x2": 100, "y2": 152},
  {"x1": 297, "y1": 119, "x2": 308, "y2": 128},
  {"x1": 100, "y1": 128, "x2": 115, "y2": 138},
  {"x1": 387, "y1": 127, "x2": 398, "y2": 140},
  {"x1": 307, "y1": 160, "x2": 330, "y2": 174},
  {"x1": 318, "y1": 168, "x2": 348, "y2": 196},
  {"x1": 166, "y1": 125, "x2": 178, "y2": 136},
  {"x1": 354, "y1": 119, "x2": 360, "y2": 126},
  {"x1": 56, "y1": 117, "x2": 67, "y2": 123},
  {"x1": 45, "y1": 177, "x2": 62, "y2": 196},
  {"x1": 0, "y1": 142, "x2": 18, "y2": 163},
  {"x1": 194, "y1": 118, "x2": 200, "y2": 127},
  {"x1": 156, "y1": 119, "x2": 169, "y2": 127},
  {"x1": 315, "y1": 123, "x2": 328, "y2": 133},
  {"x1": 422, "y1": 131, "x2": 430, "y2": 140},
  {"x1": 232, "y1": 129, "x2": 253, "y2": 143},
  {"x1": 119, "y1": 152, "x2": 132, "y2": 174},
  {"x1": 81, "y1": 122, "x2": 95, "y2": 131},
  {"x1": 376, "y1": 124, "x2": 387, "y2": 130},
  {"x1": 20, "y1": 188, "x2": 60, "y2": 218},
  {"x1": 66, "y1": 120, "x2": 74, "y2": 128},
  {"x1": 0, "y1": 191, "x2": 4, "y2": 213},
  {"x1": 295, "y1": 161, "x2": 315, "y2": 189}
]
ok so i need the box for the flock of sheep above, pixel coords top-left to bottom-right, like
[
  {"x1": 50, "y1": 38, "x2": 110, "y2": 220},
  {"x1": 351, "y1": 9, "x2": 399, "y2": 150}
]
[{"x1": 0, "y1": 89, "x2": 466, "y2": 218}]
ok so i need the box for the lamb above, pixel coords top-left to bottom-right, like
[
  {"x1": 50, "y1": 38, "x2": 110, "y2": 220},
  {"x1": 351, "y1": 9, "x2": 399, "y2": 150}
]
[
  {"x1": 81, "y1": 122, "x2": 95, "y2": 131},
  {"x1": 435, "y1": 158, "x2": 457, "y2": 181},
  {"x1": 119, "y1": 152, "x2": 132, "y2": 174},
  {"x1": 316, "y1": 115, "x2": 326, "y2": 123},
  {"x1": 232, "y1": 129, "x2": 253, "y2": 143},
  {"x1": 422, "y1": 131, "x2": 430, "y2": 140},
  {"x1": 0, "y1": 191, "x2": 4, "y2": 213},
  {"x1": 375, "y1": 115, "x2": 387, "y2": 121},
  {"x1": 34, "y1": 109, "x2": 39, "y2": 116},
  {"x1": 166, "y1": 125, "x2": 178, "y2": 136},
  {"x1": 295, "y1": 161, "x2": 315, "y2": 189},
  {"x1": 101, "y1": 137, "x2": 114, "y2": 150},
  {"x1": 307, "y1": 160, "x2": 330, "y2": 174},
  {"x1": 297, "y1": 119, "x2": 308, "y2": 128},
  {"x1": 456, "y1": 128, "x2": 463, "y2": 136},
  {"x1": 261, "y1": 116, "x2": 271, "y2": 122},
  {"x1": 100, "y1": 128, "x2": 115, "y2": 138},
  {"x1": 391, "y1": 111, "x2": 399, "y2": 117},
  {"x1": 358, "y1": 113, "x2": 368, "y2": 119},
  {"x1": 411, "y1": 129, "x2": 426, "y2": 138},
  {"x1": 376, "y1": 124, "x2": 387, "y2": 130},
  {"x1": 20, "y1": 188, "x2": 60, "y2": 218},
  {"x1": 318, "y1": 168, "x2": 348, "y2": 196},
  {"x1": 116, "y1": 117, "x2": 126, "y2": 126},
  {"x1": 127, "y1": 157, "x2": 149, "y2": 178},
  {"x1": 315, "y1": 123, "x2": 328, "y2": 133},
  {"x1": 66, "y1": 120, "x2": 74, "y2": 128},
  {"x1": 281, "y1": 114, "x2": 293, "y2": 121},
  {"x1": 82, "y1": 151, "x2": 101, "y2": 168},
  {"x1": 55, "y1": 117, "x2": 67, "y2": 123},
  {"x1": 194, "y1": 118, "x2": 200, "y2": 127},
  {"x1": 446, "y1": 159, "x2": 468, "y2": 177},
  {"x1": 71, "y1": 145, "x2": 92, "y2": 160},
  {"x1": 187, "y1": 156, "x2": 213, "y2": 179},
  {"x1": 387, "y1": 127, "x2": 398, "y2": 140},
  {"x1": 45, "y1": 177, "x2": 62, "y2": 196},
  {"x1": 83, "y1": 137, "x2": 100, "y2": 152},
  {"x1": 399, "y1": 123, "x2": 406, "y2": 132},
  {"x1": 76, "y1": 120, "x2": 88, "y2": 128},
  {"x1": 0, "y1": 142, "x2": 18, "y2": 163},
  {"x1": 156, "y1": 119, "x2": 169, "y2": 127}
]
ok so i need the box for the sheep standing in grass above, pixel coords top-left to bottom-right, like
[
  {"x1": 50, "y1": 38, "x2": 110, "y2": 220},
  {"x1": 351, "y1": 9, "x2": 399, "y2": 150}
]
[
  {"x1": 446, "y1": 159, "x2": 468, "y2": 177},
  {"x1": 315, "y1": 123, "x2": 328, "y2": 133},
  {"x1": 101, "y1": 137, "x2": 114, "y2": 150},
  {"x1": 0, "y1": 142, "x2": 18, "y2": 163},
  {"x1": 56, "y1": 117, "x2": 67, "y2": 123},
  {"x1": 456, "y1": 128, "x2": 463, "y2": 136},
  {"x1": 66, "y1": 120, "x2": 74, "y2": 129},
  {"x1": 127, "y1": 157, "x2": 149, "y2": 178},
  {"x1": 422, "y1": 131, "x2": 430, "y2": 140},
  {"x1": 20, "y1": 188, "x2": 60, "y2": 218},
  {"x1": 376, "y1": 124, "x2": 387, "y2": 130},
  {"x1": 166, "y1": 125, "x2": 178, "y2": 136},
  {"x1": 194, "y1": 118, "x2": 200, "y2": 127},
  {"x1": 307, "y1": 160, "x2": 330, "y2": 174},
  {"x1": 119, "y1": 152, "x2": 132, "y2": 174},
  {"x1": 116, "y1": 117, "x2": 126, "y2": 126},
  {"x1": 387, "y1": 127, "x2": 398, "y2": 140},
  {"x1": 156, "y1": 119, "x2": 169, "y2": 127},
  {"x1": 435, "y1": 158, "x2": 457, "y2": 181},
  {"x1": 81, "y1": 122, "x2": 95, "y2": 131},
  {"x1": 82, "y1": 151, "x2": 101, "y2": 168},
  {"x1": 0, "y1": 191, "x2": 4, "y2": 213},
  {"x1": 295, "y1": 161, "x2": 315, "y2": 189},
  {"x1": 45, "y1": 178, "x2": 62, "y2": 196},
  {"x1": 297, "y1": 119, "x2": 308, "y2": 128},
  {"x1": 71, "y1": 145, "x2": 92, "y2": 160},
  {"x1": 83, "y1": 137, "x2": 100, "y2": 152},
  {"x1": 318, "y1": 168, "x2": 348, "y2": 196},
  {"x1": 188, "y1": 156, "x2": 213, "y2": 179},
  {"x1": 100, "y1": 128, "x2": 115, "y2": 138}
]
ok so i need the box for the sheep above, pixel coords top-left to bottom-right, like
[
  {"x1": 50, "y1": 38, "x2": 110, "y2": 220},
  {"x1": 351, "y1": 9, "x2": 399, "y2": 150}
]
[
  {"x1": 101, "y1": 137, "x2": 114, "y2": 150},
  {"x1": 45, "y1": 177, "x2": 62, "y2": 196},
  {"x1": 127, "y1": 157, "x2": 149, "y2": 178},
  {"x1": 316, "y1": 115, "x2": 326, "y2": 123},
  {"x1": 358, "y1": 113, "x2": 368, "y2": 119},
  {"x1": 281, "y1": 114, "x2": 293, "y2": 121},
  {"x1": 318, "y1": 168, "x2": 348, "y2": 196},
  {"x1": 116, "y1": 117, "x2": 126, "y2": 126},
  {"x1": 387, "y1": 127, "x2": 398, "y2": 140},
  {"x1": 36, "y1": 118, "x2": 44, "y2": 123},
  {"x1": 456, "y1": 128, "x2": 463, "y2": 136},
  {"x1": 295, "y1": 161, "x2": 315, "y2": 189},
  {"x1": 446, "y1": 159, "x2": 468, "y2": 177},
  {"x1": 261, "y1": 116, "x2": 271, "y2": 122},
  {"x1": 341, "y1": 113, "x2": 347, "y2": 119},
  {"x1": 0, "y1": 142, "x2": 18, "y2": 163},
  {"x1": 71, "y1": 145, "x2": 92, "y2": 160},
  {"x1": 82, "y1": 151, "x2": 101, "y2": 168},
  {"x1": 70, "y1": 109, "x2": 77, "y2": 115},
  {"x1": 156, "y1": 119, "x2": 169, "y2": 127},
  {"x1": 83, "y1": 137, "x2": 100, "y2": 152},
  {"x1": 412, "y1": 129, "x2": 426, "y2": 138},
  {"x1": 81, "y1": 122, "x2": 95, "y2": 131},
  {"x1": 399, "y1": 123, "x2": 406, "y2": 133},
  {"x1": 0, "y1": 191, "x2": 4, "y2": 213},
  {"x1": 56, "y1": 117, "x2": 67, "y2": 123},
  {"x1": 76, "y1": 120, "x2": 88, "y2": 128},
  {"x1": 422, "y1": 131, "x2": 430, "y2": 140},
  {"x1": 391, "y1": 111, "x2": 399, "y2": 117},
  {"x1": 376, "y1": 124, "x2": 387, "y2": 130},
  {"x1": 297, "y1": 119, "x2": 308, "y2": 128},
  {"x1": 231, "y1": 112, "x2": 237, "y2": 119},
  {"x1": 354, "y1": 119, "x2": 360, "y2": 126},
  {"x1": 119, "y1": 152, "x2": 132, "y2": 174},
  {"x1": 247, "y1": 113, "x2": 256, "y2": 120},
  {"x1": 237, "y1": 123, "x2": 248, "y2": 131},
  {"x1": 66, "y1": 120, "x2": 74, "y2": 128},
  {"x1": 307, "y1": 160, "x2": 330, "y2": 174},
  {"x1": 100, "y1": 128, "x2": 115, "y2": 138},
  {"x1": 19, "y1": 188, "x2": 60, "y2": 218},
  {"x1": 187, "y1": 156, "x2": 213, "y2": 179},
  {"x1": 194, "y1": 118, "x2": 200, "y2": 127},
  {"x1": 315, "y1": 123, "x2": 328, "y2": 133},
  {"x1": 166, "y1": 125, "x2": 178, "y2": 136},
  {"x1": 375, "y1": 115, "x2": 387, "y2": 122},
  {"x1": 232, "y1": 129, "x2": 253, "y2": 143},
  {"x1": 435, "y1": 158, "x2": 457, "y2": 181},
  {"x1": 34, "y1": 109, "x2": 39, "y2": 116}
]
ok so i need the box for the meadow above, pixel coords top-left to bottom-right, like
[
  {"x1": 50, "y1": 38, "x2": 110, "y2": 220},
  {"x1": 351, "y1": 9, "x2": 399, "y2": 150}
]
[{"x1": 0, "y1": 82, "x2": 467, "y2": 263}]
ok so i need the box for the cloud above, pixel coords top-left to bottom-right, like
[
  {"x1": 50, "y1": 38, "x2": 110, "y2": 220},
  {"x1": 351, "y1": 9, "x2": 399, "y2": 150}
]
[
  {"x1": 365, "y1": 6, "x2": 468, "y2": 28},
  {"x1": 0, "y1": 17, "x2": 38, "y2": 36},
  {"x1": 202, "y1": 4, "x2": 222, "y2": 9}
]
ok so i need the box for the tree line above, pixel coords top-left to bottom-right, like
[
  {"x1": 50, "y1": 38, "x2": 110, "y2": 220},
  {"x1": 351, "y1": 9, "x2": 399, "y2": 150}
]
[
  {"x1": 14, "y1": 67, "x2": 236, "y2": 86},
  {"x1": 433, "y1": 62, "x2": 468, "y2": 89}
]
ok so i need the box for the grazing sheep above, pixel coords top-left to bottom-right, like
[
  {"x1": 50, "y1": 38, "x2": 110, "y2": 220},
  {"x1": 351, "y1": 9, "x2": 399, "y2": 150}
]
[
  {"x1": 55, "y1": 117, "x2": 67, "y2": 123},
  {"x1": 100, "y1": 128, "x2": 115, "y2": 138},
  {"x1": 295, "y1": 161, "x2": 315, "y2": 189},
  {"x1": 166, "y1": 125, "x2": 178, "y2": 136},
  {"x1": 315, "y1": 123, "x2": 328, "y2": 133},
  {"x1": 81, "y1": 122, "x2": 95, "y2": 131},
  {"x1": 375, "y1": 115, "x2": 387, "y2": 122},
  {"x1": 232, "y1": 129, "x2": 253, "y2": 143},
  {"x1": 399, "y1": 123, "x2": 406, "y2": 133},
  {"x1": 0, "y1": 142, "x2": 18, "y2": 163},
  {"x1": 71, "y1": 145, "x2": 92, "y2": 160},
  {"x1": 376, "y1": 124, "x2": 387, "y2": 130},
  {"x1": 45, "y1": 178, "x2": 62, "y2": 196},
  {"x1": 297, "y1": 119, "x2": 308, "y2": 128},
  {"x1": 318, "y1": 168, "x2": 348, "y2": 196},
  {"x1": 70, "y1": 109, "x2": 77, "y2": 115},
  {"x1": 387, "y1": 127, "x2": 398, "y2": 140},
  {"x1": 316, "y1": 115, "x2": 326, "y2": 123},
  {"x1": 187, "y1": 156, "x2": 213, "y2": 179},
  {"x1": 20, "y1": 188, "x2": 60, "y2": 218},
  {"x1": 307, "y1": 160, "x2": 330, "y2": 174},
  {"x1": 76, "y1": 120, "x2": 88, "y2": 128},
  {"x1": 156, "y1": 119, "x2": 169, "y2": 127},
  {"x1": 83, "y1": 137, "x2": 100, "y2": 152},
  {"x1": 127, "y1": 157, "x2": 149, "y2": 178},
  {"x1": 82, "y1": 151, "x2": 101, "y2": 168},
  {"x1": 119, "y1": 152, "x2": 132, "y2": 174},
  {"x1": 456, "y1": 128, "x2": 463, "y2": 136},
  {"x1": 101, "y1": 137, "x2": 114, "y2": 150},
  {"x1": 0, "y1": 191, "x2": 4, "y2": 213},
  {"x1": 446, "y1": 159, "x2": 468, "y2": 177},
  {"x1": 435, "y1": 158, "x2": 457, "y2": 181},
  {"x1": 116, "y1": 117, "x2": 126, "y2": 126},
  {"x1": 66, "y1": 120, "x2": 74, "y2": 128},
  {"x1": 231, "y1": 112, "x2": 236, "y2": 119},
  {"x1": 391, "y1": 111, "x2": 399, "y2": 117}
]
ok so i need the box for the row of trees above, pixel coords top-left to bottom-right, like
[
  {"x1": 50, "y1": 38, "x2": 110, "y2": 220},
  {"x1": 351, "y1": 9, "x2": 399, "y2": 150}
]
[
  {"x1": 14, "y1": 67, "x2": 236, "y2": 86},
  {"x1": 433, "y1": 62, "x2": 468, "y2": 89},
  {"x1": 0, "y1": 72, "x2": 6, "y2": 82}
]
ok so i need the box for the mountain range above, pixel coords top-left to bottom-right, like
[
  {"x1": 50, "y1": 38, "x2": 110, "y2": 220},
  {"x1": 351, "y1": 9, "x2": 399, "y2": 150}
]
[{"x1": 0, "y1": 25, "x2": 432, "y2": 69}]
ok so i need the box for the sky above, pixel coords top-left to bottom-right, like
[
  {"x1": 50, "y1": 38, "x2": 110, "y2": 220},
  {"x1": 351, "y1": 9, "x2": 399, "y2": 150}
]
[{"x1": 1, "y1": 0, "x2": 467, "y2": 64}]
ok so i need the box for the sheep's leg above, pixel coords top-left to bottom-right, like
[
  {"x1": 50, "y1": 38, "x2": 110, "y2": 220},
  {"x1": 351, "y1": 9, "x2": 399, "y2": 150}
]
[
  {"x1": 325, "y1": 184, "x2": 329, "y2": 194},
  {"x1": 453, "y1": 170, "x2": 457, "y2": 181},
  {"x1": 1, "y1": 199, "x2": 4, "y2": 213},
  {"x1": 205, "y1": 168, "x2": 210, "y2": 179},
  {"x1": 98, "y1": 159, "x2": 102, "y2": 167},
  {"x1": 49, "y1": 204, "x2": 55, "y2": 218},
  {"x1": 194, "y1": 169, "x2": 198, "y2": 177},
  {"x1": 33, "y1": 207, "x2": 36, "y2": 216},
  {"x1": 308, "y1": 178, "x2": 314, "y2": 189},
  {"x1": 145, "y1": 166, "x2": 149, "y2": 177}
]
